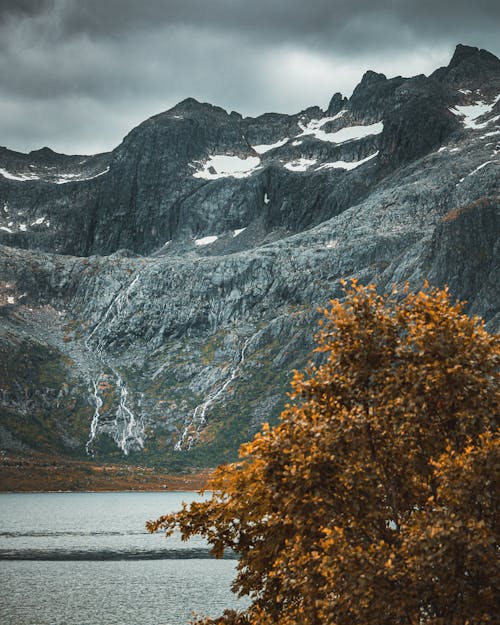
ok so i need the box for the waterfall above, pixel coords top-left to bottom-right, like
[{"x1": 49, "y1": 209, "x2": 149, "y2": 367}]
[
  {"x1": 112, "y1": 368, "x2": 144, "y2": 455},
  {"x1": 85, "y1": 376, "x2": 104, "y2": 456},
  {"x1": 83, "y1": 274, "x2": 145, "y2": 456},
  {"x1": 175, "y1": 333, "x2": 254, "y2": 451}
]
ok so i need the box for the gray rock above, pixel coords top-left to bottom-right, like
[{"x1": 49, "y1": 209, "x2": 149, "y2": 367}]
[{"x1": 0, "y1": 45, "x2": 499, "y2": 466}]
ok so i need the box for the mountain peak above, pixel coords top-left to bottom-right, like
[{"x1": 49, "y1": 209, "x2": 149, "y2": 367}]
[
  {"x1": 175, "y1": 97, "x2": 203, "y2": 109},
  {"x1": 29, "y1": 146, "x2": 56, "y2": 156},
  {"x1": 164, "y1": 97, "x2": 232, "y2": 120},
  {"x1": 448, "y1": 44, "x2": 500, "y2": 69},
  {"x1": 430, "y1": 44, "x2": 500, "y2": 91},
  {"x1": 326, "y1": 92, "x2": 347, "y2": 115},
  {"x1": 359, "y1": 70, "x2": 387, "y2": 86}
]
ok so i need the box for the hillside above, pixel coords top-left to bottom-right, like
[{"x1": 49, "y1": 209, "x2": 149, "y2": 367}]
[{"x1": 0, "y1": 44, "x2": 499, "y2": 470}]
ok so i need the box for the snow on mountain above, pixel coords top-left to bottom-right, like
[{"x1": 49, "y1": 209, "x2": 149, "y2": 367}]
[{"x1": 192, "y1": 155, "x2": 261, "y2": 179}]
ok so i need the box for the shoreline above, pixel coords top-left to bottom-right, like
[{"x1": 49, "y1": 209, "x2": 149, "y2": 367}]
[
  {"x1": 0, "y1": 488, "x2": 205, "y2": 494},
  {"x1": 0, "y1": 450, "x2": 212, "y2": 493}
]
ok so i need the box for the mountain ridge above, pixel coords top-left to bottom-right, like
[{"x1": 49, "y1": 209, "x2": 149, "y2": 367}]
[{"x1": 0, "y1": 44, "x2": 499, "y2": 468}]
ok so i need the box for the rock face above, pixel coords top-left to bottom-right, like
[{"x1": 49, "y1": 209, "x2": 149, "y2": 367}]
[{"x1": 0, "y1": 45, "x2": 499, "y2": 467}]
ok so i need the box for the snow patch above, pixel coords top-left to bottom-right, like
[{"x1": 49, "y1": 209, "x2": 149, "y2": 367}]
[
  {"x1": 264, "y1": 192, "x2": 270, "y2": 204},
  {"x1": 85, "y1": 167, "x2": 110, "y2": 180},
  {"x1": 316, "y1": 151, "x2": 379, "y2": 171},
  {"x1": 0, "y1": 226, "x2": 13, "y2": 233},
  {"x1": 457, "y1": 159, "x2": 498, "y2": 184},
  {"x1": 297, "y1": 111, "x2": 382, "y2": 144},
  {"x1": 292, "y1": 140, "x2": 303, "y2": 146},
  {"x1": 195, "y1": 235, "x2": 218, "y2": 246},
  {"x1": 450, "y1": 94, "x2": 500, "y2": 129},
  {"x1": 6, "y1": 296, "x2": 15, "y2": 304},
  {"x1": 53, "y1": 173, "x2": 79, "y2": 183},
  {"x1": 325, "y1": 239, "x2": 339, "y2": 249},
  {"x1": 0, "y1": 166, "x2": 110, "y2": 184},
  {"x1": 0, "y1": 168, "x2": 39, "y2": 182},
  {"x1": 54, "y1": 167, "x2": 110, "y2": 184},
  {"x1": 192, "y1": 155, "x2": 261, "y2": 179},
  {"x1": 252, "y1": 139, "x2": 288, "y2": 154},
  {"x1": 19, "y1": 224, "x2": 27, "y2": 232},
  {"x1": 233, "y1": 228, "x2": 246, "y2": 237},
  {"x1": 31, "y1": 216, "x2": 45, "y2": 226},
  {"x1": 283, "y1": 158, "x2": 317, "y2": 172},
  {"x1": 480, "y1": 130, "x2": 500, "y2": 138},
  {"x1": 467, "y1": 160, "x2": 497, "y2": 177}
]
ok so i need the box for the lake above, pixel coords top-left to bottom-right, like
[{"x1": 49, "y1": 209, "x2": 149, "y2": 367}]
[{"x1": 0, "y1": 492, "x2": 245, "y2": 625}]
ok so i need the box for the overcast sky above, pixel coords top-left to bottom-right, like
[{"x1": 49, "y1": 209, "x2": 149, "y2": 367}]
[{"x1": 1, "y1": 0, "x2": 499, "y2": 155}]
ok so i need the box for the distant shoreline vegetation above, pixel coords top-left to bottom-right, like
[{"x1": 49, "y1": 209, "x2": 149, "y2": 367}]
[{"x1": 0, "y1": 453, "x2": 211, "y2": 492}]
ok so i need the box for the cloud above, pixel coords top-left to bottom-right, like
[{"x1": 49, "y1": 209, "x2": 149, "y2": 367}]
[
  {"x1": 0, "y1": 0, "x2": 51, "y2": 19},
  {"x1": 0, "y1": 0, "x2": 498, "y2": 154},
  {"x1": 45, "y1": 0, "x2": 500, "y2": 51}
]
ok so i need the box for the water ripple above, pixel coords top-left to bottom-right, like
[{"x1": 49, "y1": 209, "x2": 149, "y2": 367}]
[{"x1": 0, "y1": 547, "x2": 238, "y2": 561}]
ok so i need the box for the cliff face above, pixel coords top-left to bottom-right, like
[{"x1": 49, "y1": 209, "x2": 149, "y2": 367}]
[{"x1": 1, "y1": 45, "x2": 499, "y2": 466}]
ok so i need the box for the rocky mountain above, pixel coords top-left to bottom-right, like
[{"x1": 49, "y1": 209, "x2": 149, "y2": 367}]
[{"x1": 0, "y1": 44, "x2": 499, "y2": 468}]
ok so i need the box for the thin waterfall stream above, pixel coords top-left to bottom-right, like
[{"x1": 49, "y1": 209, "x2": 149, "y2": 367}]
[
  {"x1": 83, "y1": 273, "x2": 145, "y2": 456},
  {"x1": 175, "y1": 333, "x2": 254, "y2": 451}
]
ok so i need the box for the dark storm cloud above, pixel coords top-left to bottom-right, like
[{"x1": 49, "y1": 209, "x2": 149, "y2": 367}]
[
  {"x1": 0, "y1": 0, "x2": 50, "y2": 19},
  {"x1": 39, "y1": 0, "x2": 500, "y2": 50},
  {"x1": 0, "y1": 0, "x2": 499, "y2": 154}
]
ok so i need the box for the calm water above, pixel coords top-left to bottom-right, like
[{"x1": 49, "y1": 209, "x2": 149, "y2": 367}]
[{"x1": 0, "y1": 492, "x2": 245, "y2": 625}]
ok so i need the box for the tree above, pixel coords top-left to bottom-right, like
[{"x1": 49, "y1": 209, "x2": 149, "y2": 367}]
[{"x1": 148, "y1": 282, "x2": 499, "y2": 625}]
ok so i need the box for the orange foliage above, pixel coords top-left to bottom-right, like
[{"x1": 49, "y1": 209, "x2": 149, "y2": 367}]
[{"x1": 148, "y1": 283, "x2": 499, "y2": 625}]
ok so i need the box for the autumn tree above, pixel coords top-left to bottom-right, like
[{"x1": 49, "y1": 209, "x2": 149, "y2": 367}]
[{"x1": 148, "y1": 283, "x2": 499, "y2": 625}]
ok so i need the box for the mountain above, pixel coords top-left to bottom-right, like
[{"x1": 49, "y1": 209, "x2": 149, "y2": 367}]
[{"x1": 0, "y1": 44, "x2": 499, "y2": 468}]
